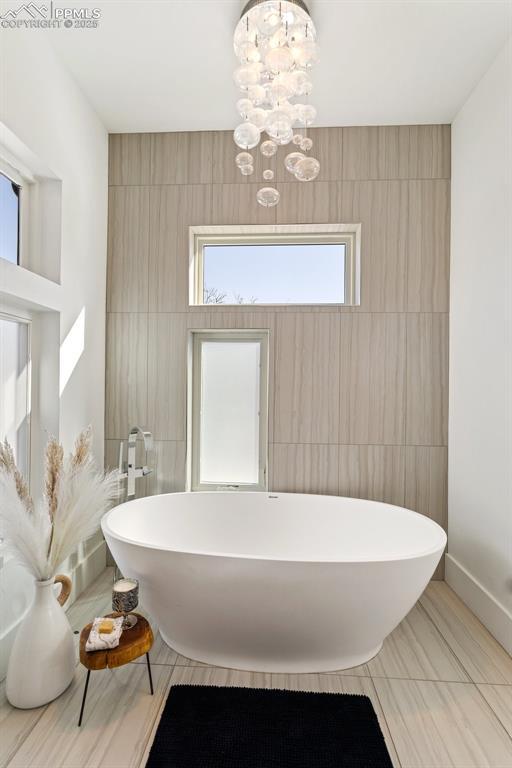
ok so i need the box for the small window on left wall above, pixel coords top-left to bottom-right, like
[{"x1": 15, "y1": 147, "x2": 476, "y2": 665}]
[
  {"x1": 0, "y1": 316, "x2": 31, "y2": 479},
  {"x1": 0, "y1": 171, "x2": 21, "y2": 265}
]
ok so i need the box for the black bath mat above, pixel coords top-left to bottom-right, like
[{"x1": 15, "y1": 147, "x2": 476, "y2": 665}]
[{"x1": 146, "y1": 684, "x2": 394, "y2": 767}]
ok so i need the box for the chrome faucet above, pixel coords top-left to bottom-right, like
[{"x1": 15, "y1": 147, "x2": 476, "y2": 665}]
[{"x1": 118, "y1": 426, "x2": 153, "y2": 498}]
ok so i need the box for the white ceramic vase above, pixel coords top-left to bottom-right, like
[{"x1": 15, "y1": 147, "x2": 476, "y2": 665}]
[{"x1": 6, "y1": 576, "x2": 75, "y2": 709}]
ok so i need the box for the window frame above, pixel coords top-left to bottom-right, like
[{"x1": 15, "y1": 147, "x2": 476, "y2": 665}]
[
  {"x1": 189, "y1": 223, "x2": 361, "y2": 307},
  {"x1": 0, "y1": 166, "x2": 21, "y2": 266},
  {"x1": 189, "y1": 330, "x2": 269, "y2": 493},
  {"x1": 0, "y1": 157, "x2": 32, "y2": 269},
  {"x1": 0, "y1": 311, "x2": 32, "y2": 483}
]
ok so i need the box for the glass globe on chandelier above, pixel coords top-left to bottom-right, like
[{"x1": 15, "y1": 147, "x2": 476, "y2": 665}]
[{"x1": 233, "y1": 0, "x2": 320, "y2": 207}]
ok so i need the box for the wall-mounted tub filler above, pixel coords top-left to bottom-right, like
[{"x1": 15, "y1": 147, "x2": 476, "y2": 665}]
[{"x1": 118, "y1": 426, "x2": 153, "y2": 499}]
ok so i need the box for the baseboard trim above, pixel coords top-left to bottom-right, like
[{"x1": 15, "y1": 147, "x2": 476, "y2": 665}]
[{"x1": 445, "y1": 553, "x2": 512, "y2": 654}]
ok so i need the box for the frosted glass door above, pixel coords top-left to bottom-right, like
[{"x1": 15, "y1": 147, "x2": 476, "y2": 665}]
[{"x1": 199, "y1": 341, "x2": 261, "y2": 485}]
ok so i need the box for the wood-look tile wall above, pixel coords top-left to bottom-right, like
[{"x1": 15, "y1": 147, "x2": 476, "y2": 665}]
[{"x1": 106, "y1": 125, "x2": 450, "y2": 577}]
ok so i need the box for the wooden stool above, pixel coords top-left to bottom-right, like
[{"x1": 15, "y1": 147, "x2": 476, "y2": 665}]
[{"x1": 78, "y1": 613, "x2": 154, "y2": 726}]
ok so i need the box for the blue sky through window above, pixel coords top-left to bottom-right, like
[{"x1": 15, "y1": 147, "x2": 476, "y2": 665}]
[
  {"x1": 0, "y1": 173, "x2": 20, "y2": 265},
  {"x1": 203, "y1": 243, "x2": 346, "y2": 304}
]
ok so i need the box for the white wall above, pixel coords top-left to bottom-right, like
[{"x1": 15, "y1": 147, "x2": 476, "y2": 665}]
[
  {"x1": 0, "y1": 28, "x2": 109, "y2": 676},
  {"x1": 0, "y1": 28, "x2": 108, "y2": 460},
  {"x1": 448, "y1": 37, "x2": 512, "y2": 652}
]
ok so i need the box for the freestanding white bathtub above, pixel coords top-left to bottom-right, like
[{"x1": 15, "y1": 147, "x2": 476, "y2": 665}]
[{"x1": 102, "y1": 492, "x2": 446, "y2": 673}]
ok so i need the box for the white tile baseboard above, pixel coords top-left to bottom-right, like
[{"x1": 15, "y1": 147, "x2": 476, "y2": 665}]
[{"x1": 445, "y1": 553, "x2": 512, "y2": 655}]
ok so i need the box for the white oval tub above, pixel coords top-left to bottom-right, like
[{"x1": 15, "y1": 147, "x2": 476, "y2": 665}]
[{"x1": 102, "y1": 492, "x2": 446, "y2": 673}]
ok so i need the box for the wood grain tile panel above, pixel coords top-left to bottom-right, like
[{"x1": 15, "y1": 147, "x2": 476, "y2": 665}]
[
  {"x1": 326, "y1": 663, "x2": 370, "y2": 677},
  {"x1": 270, "y1": 443, "x2": 339, "y2": 495},
  {"x1": 207, "y1": 311, "x2": 276, "y2": 329},
  {"x1": 107, "y1": 186, "x2": 150, "y2": 312},
  {"x1": 149, "y1": 185, "x2": 212, "y2": 312},
  {"x1": 170, "y1": 664, "x2": 272, "y2": 689},
  {"x1": 374, "y1": 677, "x2": 512, "y2": 768},
  {"x1": 339, "y1": 313, "x2": 406, "y2": 445},
  {"x1": 339, "y1": 181, "x2": 408, "y2": 311},
  {"x1": 105, "y1": 313, "x2": 148, "y2": 439},
  {"x1": 149, "y1": 132, "x2": 177, "y2": 185},
  {"x1": 105, "y1": 127, "x2": 452, "y2": 583},
  {"x1": 338, "y1": 445, "x2": 405, "y2": 506},
  {"x1": 212, "y1": 183, "x2": 276, "y2": 225},
  {"x1": 275, "y1": 181, "x2": 340, "y2": 224},
  {"x1": 408, "y1": 125, "x2": 451, "y2": 179},
  {"x1": 343, "y1": 126, "x2": 410, "y2": 180},
  {"x1": 7, "y1": 663, "x2": 172, "y2": 768},
  {"x1": 175, "y1": 131, "x2": 213, "y2": 185},
  {"x1": 406, "y1": 313, "x2": 449, "y2": 446},
  {"x1": 0, "y1": 686, "x2": 45, "y2": 768},
  {"x1": 148, "y1": 185, "x2": 180, "y2": 312},
  {"x1": 177, "y1": 184, "x2": 213, "y2": 312},
  {"x1": 108, "y1": 133, "x2": 151, "y2": 186},
  {"x1": 274, "y1": 313, "x2": 340, "y2": 443},
  {"x1": 306, "y1": 127, "x2": 343, "y2": 182},
  {"x1": 405, "y1": 446, "x2": 448, "y2": 578},
  {"x1": 146, "y1": 440, "x2": 187, "y2": 495},
  {"x1": 275, "y1": 127, "x2": 343, "y2": 183},
  {"x1": 477, "y1": 685, "x2": 512, "y2": 738},
  {"x1": 405, "y1": 446, "x2": 447, "y2": 528},
  {"x1": 173, "y1": 653, "x2": 211, "y2": 668},
  {"x1": 104, "y1": 438, "x2": 121, "y2": 473},
  {"x1": 343, "y1": 125, "x2": 450, "y2": 180},
  {"x1": 271, "y1": 673, "x2": 401, "y2": 768},
  {"x1": 420, "y1": 582, "x2": 512, "y2": 685},
  {"x1": 212, "y1": 130, "x2": 240, "y2": 184},
  {"x1": 368, "y1": 605, "x2": 469, "y2": 682},
  {"x1": 173, "y1": 649, "x2": 370, "y2": 677},
  {"x1": 147, "y1": 313, "x2": 210, "y2": 441},
  {"x1": 407, "y1": 180, "x2": 450, "y2": 312},
  {"x1": 150, "y1": 131, "x2": 213, "y2": 185}
]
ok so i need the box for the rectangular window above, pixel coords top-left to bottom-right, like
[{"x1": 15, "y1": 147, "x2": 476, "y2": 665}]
[
  {"x1": 190, "y1": 224, "x2": 360, "y2": 306},
  {"x1": 0, "y1": 171, "x2": 21, "y2": 265},
  {"x1": 0, "y1": 315, "x2": 31, "y2": 479},
  {"x1": 190, "y1": 331, "x2": 268, "y2": 491}
]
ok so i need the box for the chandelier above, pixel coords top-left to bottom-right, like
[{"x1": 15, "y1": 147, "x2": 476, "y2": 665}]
[{"x1": 233, "y1": 0, "x2": 320, "y2": 207}]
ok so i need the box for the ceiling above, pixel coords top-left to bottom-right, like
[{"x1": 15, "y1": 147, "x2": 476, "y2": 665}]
[{"x1": 45, "y1": 0, "x2": 512, "y2": 133}]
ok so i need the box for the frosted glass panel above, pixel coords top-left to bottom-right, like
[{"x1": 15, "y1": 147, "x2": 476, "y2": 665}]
[
  {"x1": 200, "y1": 341, "x2": 260, "y2": 485},
  {"x1": 0, "y1": 317, "x2": 30, "y2": 477}
]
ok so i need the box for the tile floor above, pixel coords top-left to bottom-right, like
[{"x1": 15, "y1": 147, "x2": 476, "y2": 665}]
[{"x1": 1, "y1": 567, "x2": 511, "y2": 768}]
